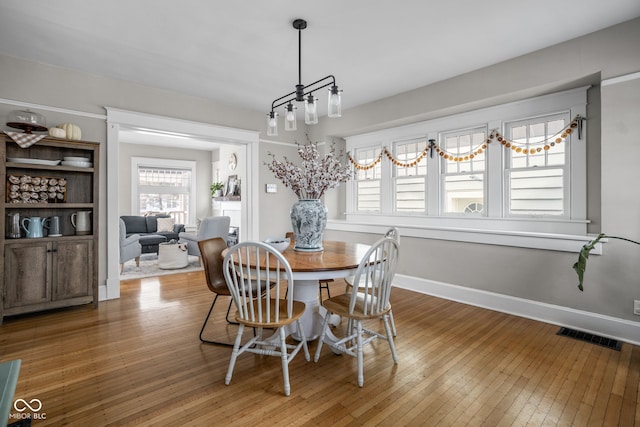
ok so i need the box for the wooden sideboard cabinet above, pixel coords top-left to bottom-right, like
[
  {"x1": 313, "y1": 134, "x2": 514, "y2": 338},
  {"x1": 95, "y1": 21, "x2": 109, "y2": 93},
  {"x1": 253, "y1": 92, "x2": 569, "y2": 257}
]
[{"x1": 1, "y1": 135, "x2": 99, "y2": 323}]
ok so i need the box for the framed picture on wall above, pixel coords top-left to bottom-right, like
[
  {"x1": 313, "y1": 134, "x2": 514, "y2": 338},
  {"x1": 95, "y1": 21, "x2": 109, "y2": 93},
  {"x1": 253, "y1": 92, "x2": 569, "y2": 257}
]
[{"x1": 226, "y1": 175, "x2": 238, "y2": 196}]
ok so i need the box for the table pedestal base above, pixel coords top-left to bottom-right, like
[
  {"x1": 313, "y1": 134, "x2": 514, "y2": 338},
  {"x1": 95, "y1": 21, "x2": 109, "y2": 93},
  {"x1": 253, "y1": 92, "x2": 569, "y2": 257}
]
[{"x1": 266, "y1": 280, "x2": 341, "y2": 345}]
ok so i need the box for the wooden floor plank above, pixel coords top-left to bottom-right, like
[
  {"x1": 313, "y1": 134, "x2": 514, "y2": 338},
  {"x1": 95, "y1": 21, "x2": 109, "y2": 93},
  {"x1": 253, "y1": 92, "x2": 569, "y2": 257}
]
[{"x1": 1, "y1": 272, "x2": 637, "y2": 426}]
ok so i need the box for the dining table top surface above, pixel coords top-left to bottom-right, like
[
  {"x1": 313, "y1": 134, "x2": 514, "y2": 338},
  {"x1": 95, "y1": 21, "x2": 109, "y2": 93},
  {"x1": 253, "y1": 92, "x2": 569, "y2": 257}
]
[{"x1": 222, "y1": 240, "x2": 371, "y2": 273}]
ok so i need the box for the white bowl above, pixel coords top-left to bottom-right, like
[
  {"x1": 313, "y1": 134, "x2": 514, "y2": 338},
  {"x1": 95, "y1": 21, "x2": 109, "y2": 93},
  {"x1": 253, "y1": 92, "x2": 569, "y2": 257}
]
[
  {"x1": 63, "y1": 156, "x2": 90, "y2": 162},
  {"x1": 62, "y1": 160, "x2": 92, "y2": 168},
  {"x1": 264, "y1": 238, "x2": 290, "y2": 252}
]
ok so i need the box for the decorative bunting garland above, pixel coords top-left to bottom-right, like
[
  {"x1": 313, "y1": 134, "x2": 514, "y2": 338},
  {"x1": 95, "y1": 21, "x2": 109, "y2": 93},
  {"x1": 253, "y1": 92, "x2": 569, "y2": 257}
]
[{"x1": 348, "y1": 115, "x2": 584, "y2": 170}]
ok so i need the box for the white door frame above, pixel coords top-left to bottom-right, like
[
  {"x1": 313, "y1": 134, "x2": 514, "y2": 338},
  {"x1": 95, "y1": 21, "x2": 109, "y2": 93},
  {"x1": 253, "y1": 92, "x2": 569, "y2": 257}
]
[{"x1": 103, "y1": 107, "x2": 259, "y2": 300}]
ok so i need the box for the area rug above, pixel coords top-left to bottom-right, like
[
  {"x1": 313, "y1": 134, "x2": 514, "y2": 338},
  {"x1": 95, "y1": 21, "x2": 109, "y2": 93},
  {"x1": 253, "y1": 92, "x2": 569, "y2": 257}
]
[{"x1": 120, "y1": 253, "x2": 203, "y2": 280}]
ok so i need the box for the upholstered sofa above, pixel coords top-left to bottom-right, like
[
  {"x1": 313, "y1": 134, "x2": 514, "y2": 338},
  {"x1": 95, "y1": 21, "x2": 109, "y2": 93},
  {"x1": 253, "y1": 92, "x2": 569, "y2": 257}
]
[{"x1": 120, "y1": 215, "x2": 185, "y2": 254}]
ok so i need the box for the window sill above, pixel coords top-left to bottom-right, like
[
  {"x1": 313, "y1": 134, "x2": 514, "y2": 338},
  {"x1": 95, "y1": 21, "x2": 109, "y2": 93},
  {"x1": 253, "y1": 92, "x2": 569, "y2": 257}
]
[{"x1": 327, "y1": 217, "x2": 599, "y2": 254}]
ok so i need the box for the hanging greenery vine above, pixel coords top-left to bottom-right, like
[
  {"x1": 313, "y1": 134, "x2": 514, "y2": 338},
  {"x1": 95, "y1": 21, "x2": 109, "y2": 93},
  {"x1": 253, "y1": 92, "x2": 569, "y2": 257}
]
[{"x1": 348, "y1": 115, "x2": 584, "y2": 169}]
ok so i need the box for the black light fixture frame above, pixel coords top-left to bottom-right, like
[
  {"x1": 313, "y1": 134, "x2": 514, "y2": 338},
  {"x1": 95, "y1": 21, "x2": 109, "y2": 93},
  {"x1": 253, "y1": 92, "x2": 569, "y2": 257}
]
[{"x1": 269, "y1": 19, "x2": 340, "y2": 114}]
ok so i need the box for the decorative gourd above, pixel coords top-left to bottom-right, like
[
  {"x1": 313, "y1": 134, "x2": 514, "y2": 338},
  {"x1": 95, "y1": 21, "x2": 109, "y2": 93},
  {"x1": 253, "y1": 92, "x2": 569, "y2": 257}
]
[
  {"x1": 49, "y1": 127, "x2": 66, "y2": 138},
  {"x1": 58, "y1": 123, "x2": 82, "y2": 140}
]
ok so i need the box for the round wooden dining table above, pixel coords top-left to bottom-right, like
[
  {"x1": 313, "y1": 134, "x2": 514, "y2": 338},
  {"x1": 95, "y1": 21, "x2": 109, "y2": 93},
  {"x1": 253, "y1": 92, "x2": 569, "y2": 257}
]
[{"x1": 223, "y1": 240, "x2": 371, "y2": 341}]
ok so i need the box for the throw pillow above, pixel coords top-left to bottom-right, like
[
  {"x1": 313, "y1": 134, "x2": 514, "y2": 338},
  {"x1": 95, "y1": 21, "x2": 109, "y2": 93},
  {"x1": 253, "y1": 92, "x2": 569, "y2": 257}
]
[{"x1": 157, "y1": 217, "x2": 175, "y2": 232}]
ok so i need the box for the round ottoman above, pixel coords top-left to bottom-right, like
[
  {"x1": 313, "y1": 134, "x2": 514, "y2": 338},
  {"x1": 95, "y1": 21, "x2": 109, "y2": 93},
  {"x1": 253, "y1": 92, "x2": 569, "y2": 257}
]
[{"x1": 158, "y1": 242, "x2": 189, "y2": 269}]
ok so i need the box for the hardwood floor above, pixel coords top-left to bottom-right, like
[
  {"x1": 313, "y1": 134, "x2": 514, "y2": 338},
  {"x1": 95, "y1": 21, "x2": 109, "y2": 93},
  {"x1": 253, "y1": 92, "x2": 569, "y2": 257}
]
[{"x1": 1, "y1": 271, "x2": 638, "y2": 426}]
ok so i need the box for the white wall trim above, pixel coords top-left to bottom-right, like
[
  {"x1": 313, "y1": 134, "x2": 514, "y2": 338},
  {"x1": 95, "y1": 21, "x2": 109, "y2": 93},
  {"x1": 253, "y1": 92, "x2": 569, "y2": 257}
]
[
  {"x1": 0, "y1": 97, "x2": 106, "y2": 119},
  {"x1": 105, "y1": 107, "x2": 260, "y2": 300},
  {"x1": 393, "y1": 274, "x2": 640, "y2": 346},
  {"x1": 601, "y1": 71, "x2": 640, "y2": 87},
  {"x1": 327, "y1": 219, "x2": 601, "y2": 254}
]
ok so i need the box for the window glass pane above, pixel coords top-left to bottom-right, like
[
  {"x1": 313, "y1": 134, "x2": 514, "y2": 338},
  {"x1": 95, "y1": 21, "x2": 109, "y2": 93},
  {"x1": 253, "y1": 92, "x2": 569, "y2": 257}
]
[
  {"x1": 357, "y1": 180, "x2": 380, "y2": 211},
  {"x1": 138, "y1": 166, "x2": 191, "y2": 224},
  {"x1": 441, "y1": 128, "x2": 486, "y2": 214},
  {"x1": 509, "y1": 169, "x2": 564, "y2": 215},
  {"x1": 396, "y1": 176, "x2": 426, "y2": 212},
  {"x1": 443, "y1": 174, "x2": 484, "y2": 214}
]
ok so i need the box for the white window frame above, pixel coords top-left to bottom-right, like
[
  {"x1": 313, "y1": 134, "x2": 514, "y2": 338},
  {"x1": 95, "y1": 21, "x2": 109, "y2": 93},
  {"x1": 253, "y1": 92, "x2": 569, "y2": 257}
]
[
  {"x1": 131, "y1": 157, "x2": 197, "y2": 225},
  {"x1": 392, "y1": 137, "x2": 428, "y2": 214},
  {"x1": 342, "y1": 87, "x2": 589, "y2": 251},
  {"x1": 353, "y1": 145, "x2": 384, "y2": 213},
  {"x1": 439, "y1": 126, "x2": 488, "y2": 217},
  {"x1": 504, "y1": 112, "x2": 571, "y2": 218}
]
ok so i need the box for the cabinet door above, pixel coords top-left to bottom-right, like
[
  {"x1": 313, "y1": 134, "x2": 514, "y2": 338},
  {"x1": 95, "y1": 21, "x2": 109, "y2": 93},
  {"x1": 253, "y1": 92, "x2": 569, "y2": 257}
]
[
  {"x1": 52, "y1": 240, "x2": 93, "y2": 301},
  {"x1": 4, "y1": 242, "x2": 51, "y2": 308}
]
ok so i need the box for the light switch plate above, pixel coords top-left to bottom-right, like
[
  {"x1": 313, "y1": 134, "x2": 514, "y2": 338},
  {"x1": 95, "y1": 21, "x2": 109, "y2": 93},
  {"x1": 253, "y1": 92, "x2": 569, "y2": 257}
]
[{"x1": 266, "y1": 183, "x2": 277, "y2": 193}]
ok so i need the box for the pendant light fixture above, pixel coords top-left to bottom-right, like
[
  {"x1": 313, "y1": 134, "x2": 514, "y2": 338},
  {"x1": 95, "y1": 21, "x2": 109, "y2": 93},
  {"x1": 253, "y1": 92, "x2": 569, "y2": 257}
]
[{"x1": 267, "y1": 18, "x2": 343, "y2": 136}]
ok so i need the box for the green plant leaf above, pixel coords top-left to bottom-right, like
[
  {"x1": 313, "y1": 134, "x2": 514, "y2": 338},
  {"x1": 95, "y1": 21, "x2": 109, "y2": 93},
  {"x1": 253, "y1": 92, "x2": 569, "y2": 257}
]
[{"x1": 573, "y1": 233, "x2": 606, "y2": 291}]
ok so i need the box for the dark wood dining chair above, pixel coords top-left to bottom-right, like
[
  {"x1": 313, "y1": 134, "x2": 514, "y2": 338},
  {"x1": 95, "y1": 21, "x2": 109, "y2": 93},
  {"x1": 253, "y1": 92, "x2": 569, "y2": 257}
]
[{"x1": 198, "y1": 237, "x2": 236, "y2": 346}]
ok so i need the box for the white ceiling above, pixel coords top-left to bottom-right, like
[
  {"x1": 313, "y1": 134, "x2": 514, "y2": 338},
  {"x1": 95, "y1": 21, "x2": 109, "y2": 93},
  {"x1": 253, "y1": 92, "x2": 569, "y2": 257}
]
[{"x1": 1, "y1": 1, "x2": 639, "y2": 123}]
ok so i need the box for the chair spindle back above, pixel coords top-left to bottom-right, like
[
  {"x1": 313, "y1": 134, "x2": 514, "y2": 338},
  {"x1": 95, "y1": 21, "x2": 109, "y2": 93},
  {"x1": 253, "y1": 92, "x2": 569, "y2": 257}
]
[
  {"x1": 223, "y1": 241, "x2": 294, "y2": 324},
  {"x1": 349, "y1": 237, "x2": 400, "y2": 317}
]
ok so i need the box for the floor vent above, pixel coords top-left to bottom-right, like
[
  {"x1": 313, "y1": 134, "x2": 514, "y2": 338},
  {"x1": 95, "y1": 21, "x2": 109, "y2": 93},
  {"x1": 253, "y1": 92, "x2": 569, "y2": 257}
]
[{"x1": 557, "y1": 327, "x2": 621, "y2": 351}]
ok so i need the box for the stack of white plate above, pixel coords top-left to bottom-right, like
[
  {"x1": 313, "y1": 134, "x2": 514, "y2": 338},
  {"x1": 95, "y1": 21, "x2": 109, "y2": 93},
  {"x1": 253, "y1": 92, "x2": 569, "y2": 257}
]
[{"x1": 62, "y1": 156, "x2": 92, "y2": 168}]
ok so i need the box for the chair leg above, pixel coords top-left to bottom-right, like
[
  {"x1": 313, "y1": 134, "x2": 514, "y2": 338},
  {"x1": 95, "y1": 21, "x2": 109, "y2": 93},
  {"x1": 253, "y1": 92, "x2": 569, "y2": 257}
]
[
  {"x1": 319, "y1": 279, "x2": 331, "y2": 300},
  {"x1": 135, "y1": 256, "x2": 140, "y2": 267},
  {"x1": 279, "y1": 327, "x2": 291, "y2": 396},
  {"x1": 356, "y1": 320, "x2": 364, "y2": 387},
  {"x1": 225, "y1": 324, "x2": 245, "y2": 385},
  {"x1": 199, "y1": 294, "x2": 235, "y2": 346},
  {"x1": 388, "y1": 309, "x2": 397, "y2": 337},
  {"x1": 383, "y1": 314, "x2": 398, "y2": 364}
]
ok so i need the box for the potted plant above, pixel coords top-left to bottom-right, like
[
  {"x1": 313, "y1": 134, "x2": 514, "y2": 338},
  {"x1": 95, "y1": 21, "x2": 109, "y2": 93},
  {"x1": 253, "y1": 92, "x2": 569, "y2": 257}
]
[
  {"x1": 573, "y1": 233, "x2": 640, "y2": 291},
  {"x1": 210, "y1": 182, "x2": 225, "y2": 198}
]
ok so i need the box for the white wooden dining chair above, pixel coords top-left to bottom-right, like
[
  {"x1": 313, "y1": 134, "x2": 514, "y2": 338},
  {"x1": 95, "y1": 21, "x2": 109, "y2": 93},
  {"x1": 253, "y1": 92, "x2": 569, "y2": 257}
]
[
  {"x1": 344, "y1": 227, "x2": 399, "y2": 336},
  {"x1": 314, "y1": 236, "x2": 400, "y2": 387},
  {"x1": 223, "y1": 241, "x2": 310, "y2": 396}
]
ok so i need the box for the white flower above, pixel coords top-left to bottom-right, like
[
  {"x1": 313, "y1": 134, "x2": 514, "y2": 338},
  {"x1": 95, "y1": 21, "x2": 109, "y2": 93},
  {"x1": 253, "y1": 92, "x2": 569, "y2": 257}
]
[{"x1": 266, "y1": 137, "x2": 352, "y2": 199}]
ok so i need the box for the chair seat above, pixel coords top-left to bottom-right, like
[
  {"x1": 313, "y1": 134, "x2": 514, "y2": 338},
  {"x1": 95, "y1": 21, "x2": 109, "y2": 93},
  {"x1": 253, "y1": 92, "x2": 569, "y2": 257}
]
[
  {"x1": 235, "y1": 300, "x2": 306, "y2": 328},
  {"x1": 322, "y1": 293, "x2": 391, "y2": 321}
]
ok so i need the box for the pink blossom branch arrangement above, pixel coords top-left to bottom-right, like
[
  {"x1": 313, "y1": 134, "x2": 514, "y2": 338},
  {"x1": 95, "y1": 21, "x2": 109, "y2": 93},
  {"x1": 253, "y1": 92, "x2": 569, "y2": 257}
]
[{"x1": 266, "y1": 137, "x2": 353, "y2": 199}]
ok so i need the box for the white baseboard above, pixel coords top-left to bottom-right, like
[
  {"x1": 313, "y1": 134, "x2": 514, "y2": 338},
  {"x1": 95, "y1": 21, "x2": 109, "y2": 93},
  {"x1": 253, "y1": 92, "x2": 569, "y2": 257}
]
[{"x1": 394, "y1": 274, "x2": 640, "y2": 346}]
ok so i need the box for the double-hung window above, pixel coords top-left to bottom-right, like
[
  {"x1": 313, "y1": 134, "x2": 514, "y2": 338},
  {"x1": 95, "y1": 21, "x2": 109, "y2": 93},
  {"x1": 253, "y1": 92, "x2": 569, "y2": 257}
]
[
  {"x1": 440, "y1": 128, "x2": 487, "y2": 215},
  {"x1": 394, "y1": 138, "x2": 428, "y2": 213},
  {"x1": 132, "y1": 157, "x2": 196, "y2": 226},
  {"x1": 354, "y1": 145, "x2": 382, "y2": 212},
  {"x1": 344, "y1": 87, "x2": 588, "y2": 247},
  {"x1": 505, "y1": 113, "x2": 569, "y2": 217}
]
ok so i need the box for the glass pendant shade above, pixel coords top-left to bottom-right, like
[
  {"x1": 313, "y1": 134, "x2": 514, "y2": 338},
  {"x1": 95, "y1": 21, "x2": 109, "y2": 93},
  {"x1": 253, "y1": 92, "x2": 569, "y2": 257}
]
[
  {"x1": 284, "y1": 103, "x2": 297, "y2": 131},
  {"x1": 328, "y1": 86, "x2": 342, "y2": 118},
  {"x1": 267, "y1": 111, "x2": 278, "y2": 136},
  {"x1": 304, "y1": 94, "x2": 318, "y2": 125}
]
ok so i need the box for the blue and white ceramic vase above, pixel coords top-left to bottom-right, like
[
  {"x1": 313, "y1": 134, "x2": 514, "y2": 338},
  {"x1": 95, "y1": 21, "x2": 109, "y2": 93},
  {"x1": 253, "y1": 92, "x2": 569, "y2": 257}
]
[{"x1": 290, "y1": 199, "x2": 327, "y2": 252}]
